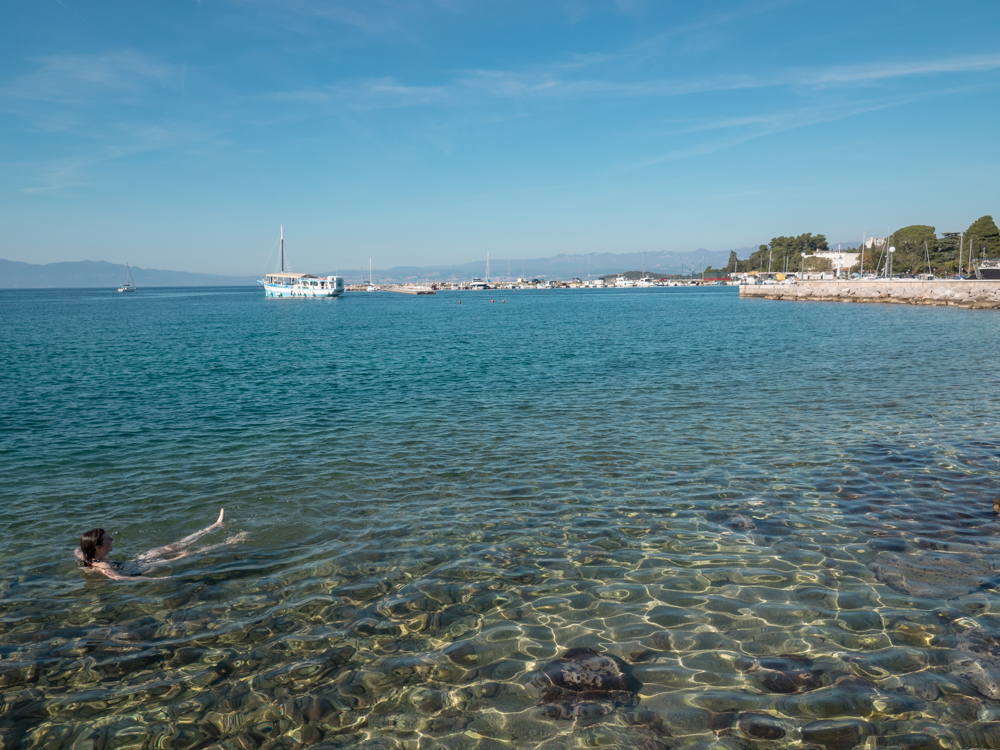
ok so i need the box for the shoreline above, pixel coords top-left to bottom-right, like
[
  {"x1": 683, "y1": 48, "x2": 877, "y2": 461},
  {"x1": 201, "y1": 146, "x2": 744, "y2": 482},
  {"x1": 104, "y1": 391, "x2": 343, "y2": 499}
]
[{"x1": 739, "y1": 279, "x2": 1000, "y2": 309}]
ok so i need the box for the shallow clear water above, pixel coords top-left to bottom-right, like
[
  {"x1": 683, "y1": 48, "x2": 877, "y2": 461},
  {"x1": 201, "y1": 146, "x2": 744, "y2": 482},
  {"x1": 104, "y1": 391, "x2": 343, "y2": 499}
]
[{"x1": 2, "y1": 286, "x2": 1000, "y2": 749}]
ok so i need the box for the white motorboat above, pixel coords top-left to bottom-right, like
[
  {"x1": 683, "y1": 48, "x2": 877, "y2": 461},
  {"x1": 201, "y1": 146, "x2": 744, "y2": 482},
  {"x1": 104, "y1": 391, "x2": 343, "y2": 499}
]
[
  {"x1": 258, "y1": 227, "x2": 344, "y2": 298},
  {"x1": 976, "y1": 259, "x2": 1000, "y2": 280}
]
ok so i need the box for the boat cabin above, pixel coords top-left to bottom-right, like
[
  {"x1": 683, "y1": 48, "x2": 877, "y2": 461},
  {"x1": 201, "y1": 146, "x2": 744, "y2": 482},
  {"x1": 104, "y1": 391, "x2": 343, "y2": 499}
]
[{"x1": 264, "y1": 272, "x2": 341, "y2": 290}]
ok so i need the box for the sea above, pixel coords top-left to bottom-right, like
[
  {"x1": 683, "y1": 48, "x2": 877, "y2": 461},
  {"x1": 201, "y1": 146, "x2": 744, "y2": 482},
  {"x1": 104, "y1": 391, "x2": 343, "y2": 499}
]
[{"x1": 2, "y1": 285, "x2": 1000, "y2": 750}]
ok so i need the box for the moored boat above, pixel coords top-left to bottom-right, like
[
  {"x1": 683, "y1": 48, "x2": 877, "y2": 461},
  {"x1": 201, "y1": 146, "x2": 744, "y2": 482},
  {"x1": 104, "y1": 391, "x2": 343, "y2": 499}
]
[
  {"x1": 978, "y1": 259, "x2": 1000, "y2": 280},
  {"x1": 258, "y1": 227, "x2": 344, "y2": 298}
]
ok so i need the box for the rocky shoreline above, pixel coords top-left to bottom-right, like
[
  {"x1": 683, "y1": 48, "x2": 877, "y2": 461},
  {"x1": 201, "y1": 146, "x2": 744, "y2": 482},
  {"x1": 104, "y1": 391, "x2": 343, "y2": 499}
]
[{"x1": 739, "y1": 279, "x2": 1000, "y2": 309}]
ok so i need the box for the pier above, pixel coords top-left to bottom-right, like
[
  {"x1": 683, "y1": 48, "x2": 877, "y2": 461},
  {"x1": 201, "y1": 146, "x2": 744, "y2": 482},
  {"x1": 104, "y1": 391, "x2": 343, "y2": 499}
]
[
  {"x1": 385, "y1": 285, "x2": 436, "y2": 295},
  {"x1": 739, "y1": 279, "x2": 1000, "y2": 309}
]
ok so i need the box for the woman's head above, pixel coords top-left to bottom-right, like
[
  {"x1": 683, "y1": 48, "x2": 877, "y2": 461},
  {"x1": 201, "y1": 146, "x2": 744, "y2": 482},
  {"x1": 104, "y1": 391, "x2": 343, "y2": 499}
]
[{"x1": 80, "y1": 529, "x2": 112, "y2": 566}]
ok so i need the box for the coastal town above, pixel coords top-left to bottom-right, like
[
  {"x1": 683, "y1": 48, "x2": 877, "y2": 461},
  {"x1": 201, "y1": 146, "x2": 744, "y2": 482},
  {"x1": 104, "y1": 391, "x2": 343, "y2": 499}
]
[{"x1": 343, "y1": 218, "x2": 1000, "y2": 310}]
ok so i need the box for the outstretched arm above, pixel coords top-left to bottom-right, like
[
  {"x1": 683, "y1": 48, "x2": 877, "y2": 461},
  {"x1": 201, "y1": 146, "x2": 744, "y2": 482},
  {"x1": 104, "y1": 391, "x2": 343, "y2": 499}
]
[{"x1": 135, "y1": 508, "x2": 225, "y2": 563}]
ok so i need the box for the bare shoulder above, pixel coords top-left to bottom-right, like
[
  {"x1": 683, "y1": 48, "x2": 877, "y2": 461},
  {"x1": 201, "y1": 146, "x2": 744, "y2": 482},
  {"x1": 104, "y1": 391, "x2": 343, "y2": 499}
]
[{"x1": 92, "y1": 562, "x2": 121, "y2": 579}]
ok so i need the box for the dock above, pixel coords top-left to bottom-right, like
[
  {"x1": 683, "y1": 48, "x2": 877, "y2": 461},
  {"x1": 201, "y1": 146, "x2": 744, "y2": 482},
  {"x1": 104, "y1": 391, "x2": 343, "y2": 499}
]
[
  {"x1": 385, "y1": 285, "x2": 437, "y2": 295},
  {"x1": 739, "y1": 279, "x2": 1000, "y2": 309}
]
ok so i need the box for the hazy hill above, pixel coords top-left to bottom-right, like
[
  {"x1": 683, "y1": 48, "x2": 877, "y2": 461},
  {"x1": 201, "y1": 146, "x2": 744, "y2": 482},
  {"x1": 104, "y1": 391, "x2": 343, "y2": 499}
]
[
  {"x1": 0, "y1": 259, "x2": 257, "y2": 289},
  {"x1": 1, "y1": 247, "x2": 759, "y2": 288},
  {"x1": 348, "y1": 248, "x2": 749, "y2": 285}
]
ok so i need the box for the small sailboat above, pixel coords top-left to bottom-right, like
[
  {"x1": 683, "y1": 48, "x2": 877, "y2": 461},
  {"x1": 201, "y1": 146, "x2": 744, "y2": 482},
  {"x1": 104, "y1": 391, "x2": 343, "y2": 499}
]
[{"x1": 118, "y1": 264, "x2": 136, "y2": 293}]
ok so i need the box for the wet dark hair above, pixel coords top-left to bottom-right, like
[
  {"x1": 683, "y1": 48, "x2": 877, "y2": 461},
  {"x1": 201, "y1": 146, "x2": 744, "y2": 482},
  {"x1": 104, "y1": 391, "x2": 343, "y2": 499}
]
[{"x1": 79, "y1": 529, "x2": 106, "y2": 567}]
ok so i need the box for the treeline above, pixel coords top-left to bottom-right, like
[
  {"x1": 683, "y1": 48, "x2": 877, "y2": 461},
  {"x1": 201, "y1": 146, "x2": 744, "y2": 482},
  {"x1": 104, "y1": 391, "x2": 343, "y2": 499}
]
[{"x1": 704, "y1": 215, "x2": 1000, "y2": 276}]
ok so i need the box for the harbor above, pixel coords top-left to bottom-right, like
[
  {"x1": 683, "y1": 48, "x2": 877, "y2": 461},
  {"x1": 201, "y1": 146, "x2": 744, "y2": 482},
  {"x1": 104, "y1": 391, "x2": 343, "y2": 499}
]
[{"x1": 739, "y1": 278, "x2": 1000, "y2": 309}]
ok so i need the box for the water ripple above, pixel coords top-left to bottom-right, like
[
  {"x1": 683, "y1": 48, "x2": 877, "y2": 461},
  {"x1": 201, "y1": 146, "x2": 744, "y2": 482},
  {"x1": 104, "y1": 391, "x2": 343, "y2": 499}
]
[{"x1": 2, "y1": 287, "x2": 1000, "y2": 748}]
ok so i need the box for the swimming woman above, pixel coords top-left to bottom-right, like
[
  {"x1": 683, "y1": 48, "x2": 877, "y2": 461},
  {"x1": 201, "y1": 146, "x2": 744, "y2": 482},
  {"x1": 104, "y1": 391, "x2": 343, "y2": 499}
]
[{"x1": 77, "y1": 508, "x2": 245, "y2": 580}]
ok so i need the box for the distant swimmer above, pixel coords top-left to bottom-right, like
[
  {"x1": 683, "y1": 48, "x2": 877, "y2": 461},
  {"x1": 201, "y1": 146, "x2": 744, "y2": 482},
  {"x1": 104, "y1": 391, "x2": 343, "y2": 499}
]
[{"x1": 77, "y1": 508, "x2": 247, "y2": 581}]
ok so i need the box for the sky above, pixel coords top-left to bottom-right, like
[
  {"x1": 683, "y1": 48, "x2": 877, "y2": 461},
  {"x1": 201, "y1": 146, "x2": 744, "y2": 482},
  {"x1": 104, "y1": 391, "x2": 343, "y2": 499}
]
[{"x1": 2, "y1": 0, "x2": 999, "y2": 276}]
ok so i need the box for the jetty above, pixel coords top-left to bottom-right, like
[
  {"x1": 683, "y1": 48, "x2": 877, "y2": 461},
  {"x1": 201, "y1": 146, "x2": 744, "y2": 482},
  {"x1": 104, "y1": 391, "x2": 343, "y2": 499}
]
[
  {"x1": 739, "y1": 279, "x2": 1000, "y2": 309},
  {"x1": 385, "y1": 285, "x2": 436, "y2": 295}
]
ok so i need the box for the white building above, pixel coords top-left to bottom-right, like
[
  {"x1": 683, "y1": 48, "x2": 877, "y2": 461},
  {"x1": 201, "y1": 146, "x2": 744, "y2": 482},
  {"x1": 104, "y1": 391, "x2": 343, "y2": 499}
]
[{"x1": 814, "y1": 250, "x2": 860, "y2": 276}]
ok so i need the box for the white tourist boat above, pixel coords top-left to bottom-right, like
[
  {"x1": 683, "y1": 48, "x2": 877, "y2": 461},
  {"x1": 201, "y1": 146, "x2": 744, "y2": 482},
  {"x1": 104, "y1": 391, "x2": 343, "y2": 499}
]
[
  {"x1": 258, "y1": 227, "x2": 344, "y2": 298},
  {"x1": 118, "y1": 264, "x2": 136, "y2": 293}
]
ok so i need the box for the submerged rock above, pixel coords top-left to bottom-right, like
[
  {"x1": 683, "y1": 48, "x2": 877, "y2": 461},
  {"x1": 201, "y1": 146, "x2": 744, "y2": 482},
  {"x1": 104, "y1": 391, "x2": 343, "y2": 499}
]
[
  {"x1": 950, "y1": 628, "x2": 1000, "y2": 700},
  {"x1": 724, "y1": 514, "x2": 756, "y2": 531},
  {"x1": 869, "y1": 551, "x2": 987, "y2": 599},
  {"x1": 525, "y1": 648, "x2": 640, "y2": 715},
  {"x1": 801, "y1": 718, "x2": 873, "y2": 750},
  {"x1": 735, "y1": 655, "x2": 823, "y2": 694},
  {"x1": 710, "y1": 710, "x2": 789, "y2": 741}
]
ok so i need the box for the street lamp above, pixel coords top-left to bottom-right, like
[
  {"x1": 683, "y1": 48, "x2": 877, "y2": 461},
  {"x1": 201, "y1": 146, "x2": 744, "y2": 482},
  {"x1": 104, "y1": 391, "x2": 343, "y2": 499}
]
[
  {"x1": 888, "y1": 246, "x2": 895, "y2": 278},
  {"x1": 800, "y1": 252, "x2": 806, "y2": 277}
]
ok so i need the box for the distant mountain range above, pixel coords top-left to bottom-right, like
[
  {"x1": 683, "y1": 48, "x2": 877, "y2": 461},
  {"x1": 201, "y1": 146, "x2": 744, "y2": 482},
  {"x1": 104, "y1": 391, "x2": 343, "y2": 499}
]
[
  {"x1": 0, "y1": 259, "x2": 258, "y2": 289},
  {"x1": 6, "y1": 244, "x2": 867, "y2": 288},
  {"x1": 362, "y1": 248, "x2": 755, "y2": 285}
]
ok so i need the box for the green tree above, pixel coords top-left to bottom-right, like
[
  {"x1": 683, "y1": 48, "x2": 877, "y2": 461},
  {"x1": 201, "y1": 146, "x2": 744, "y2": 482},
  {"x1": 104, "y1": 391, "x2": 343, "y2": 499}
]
[
  {"x1": 932, "y1": 232, "x2": 962, "y2": 275},
  {"x1": 966, "y1": 215, "x2": 1000, "y2": 260},
  {"x1": 889, "y1": 225, "x2": 936, "y2": 274},
  {"x1": 747, "y1": 233, "x2": 829, "y2": 273},
  {"x1": 728, "y1": 250, "x2": 738, "y2": 272},
  {"x1": 890, "y1": 225, "x2": 935, "y2": 252}
]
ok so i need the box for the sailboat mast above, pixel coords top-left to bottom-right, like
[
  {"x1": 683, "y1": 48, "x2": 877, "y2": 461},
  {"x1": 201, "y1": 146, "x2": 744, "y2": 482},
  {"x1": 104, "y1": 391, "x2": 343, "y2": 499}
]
[{"x1": 280, "y1": 225, "x2": 284, "y2": 273}]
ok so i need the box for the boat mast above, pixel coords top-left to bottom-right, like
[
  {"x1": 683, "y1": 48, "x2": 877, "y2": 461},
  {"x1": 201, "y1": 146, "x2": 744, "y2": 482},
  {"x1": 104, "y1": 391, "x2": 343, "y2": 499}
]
[{"x1": 280, "y1": 225, "x2": 284, "y2": 273}]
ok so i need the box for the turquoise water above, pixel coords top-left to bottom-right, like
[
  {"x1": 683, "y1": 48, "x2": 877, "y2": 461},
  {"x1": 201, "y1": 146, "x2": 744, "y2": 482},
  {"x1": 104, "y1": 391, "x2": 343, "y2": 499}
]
[{"x1": 2, "y1": 286, "x2": 1000, "y2": 749}]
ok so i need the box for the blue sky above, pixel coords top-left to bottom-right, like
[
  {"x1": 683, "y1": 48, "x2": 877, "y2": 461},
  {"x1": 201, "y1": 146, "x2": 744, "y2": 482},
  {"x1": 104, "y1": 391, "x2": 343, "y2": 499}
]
[{"x1": 2, "y1": 0, "x2": 999, "y2": 275}]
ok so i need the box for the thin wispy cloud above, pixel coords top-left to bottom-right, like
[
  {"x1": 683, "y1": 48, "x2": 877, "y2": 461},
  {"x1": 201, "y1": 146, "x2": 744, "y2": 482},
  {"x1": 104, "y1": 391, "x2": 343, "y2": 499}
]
[
  {"x1": 626, "y1": 0, "x2": 797, "y2": 56},
  {"x1": 2, "y1": 50, "x2": 182, "y2": 105},
  {"x1": 223, "y1": 0, "x2": 425, "y2": 42},
  {"x1": 271, "y1": 50, "x2": 999, "y2": 115},
  {"x1": 17, "y1": 121, "x2": 215, "y2": 194},
  {"x1": 632, "y1": 90, "x2": 945, "y2": 170},
  {"x1": 455, "y1": 53, "x2": 1000, "y2": 101},
  {"x1": 799, "y1": 54, "x2": 1000, "y2": 87},
  {"x1": 20, "y1": 154, "x2": 95, "y2": 194}
]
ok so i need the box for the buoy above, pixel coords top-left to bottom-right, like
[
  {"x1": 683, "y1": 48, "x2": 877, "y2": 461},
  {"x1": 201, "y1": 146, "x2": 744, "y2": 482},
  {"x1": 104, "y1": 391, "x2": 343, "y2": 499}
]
[
  {"x1": 502, "y1": 300, "x2": 505, "y2": 303},
  {"x1": 491, "y1": 299, "x2": 494, "y2": 303},
  {"x1": 458, "y1": 300, "x2": 462, "y2": 304}
]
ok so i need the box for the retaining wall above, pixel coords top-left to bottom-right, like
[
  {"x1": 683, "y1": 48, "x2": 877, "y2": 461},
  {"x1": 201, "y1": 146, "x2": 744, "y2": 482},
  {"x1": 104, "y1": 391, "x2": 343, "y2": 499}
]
[{"x1": 738, "y1": 280, "x2": 1000, "y2": 309}]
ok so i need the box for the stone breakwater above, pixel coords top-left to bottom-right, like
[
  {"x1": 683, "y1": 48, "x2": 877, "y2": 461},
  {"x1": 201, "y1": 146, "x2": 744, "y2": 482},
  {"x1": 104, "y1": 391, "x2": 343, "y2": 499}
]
[{"x1": 739, "y1": 280, "x2": 1000, "y2": 309}]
